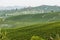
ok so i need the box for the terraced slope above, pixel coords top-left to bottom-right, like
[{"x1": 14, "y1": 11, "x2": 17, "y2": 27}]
[
  {"x1": 1, "y1": 22, "x2": 60, "y2": 40},
  {"x1": 3, "y1": 12, "x2": 60, "y2": 28},
  {"x1": 6, "y1": 12, "x2": 60, "y2": 22}
]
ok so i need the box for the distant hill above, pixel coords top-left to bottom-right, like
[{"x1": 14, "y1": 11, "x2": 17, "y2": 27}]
[
  {"x1": 0, "y1": 5, "x2": 60, "y2": 17},
  {"x1": 33, "y1": 5, "x2": 60, "y2": 11},
  {"x1": 20, "y1": 5, "x2": 60, "y2": 13},
  {"x1": 0, "y1": 6, "x2": 26, "y2": 10}
]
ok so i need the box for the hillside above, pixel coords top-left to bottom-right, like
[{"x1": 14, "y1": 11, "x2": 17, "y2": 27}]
[
  {"x1": 0, "y1": 12, "x2": 60, "y2": 28},
  {"x1": 1, "y1": 22, "x2": 60, "y2": 40},
  {"x1": 6, "y1": 12, "x2": 60, "y2": 22},
  {"x1": 0, "y1": 12, "x2": 58, "y2": 28}
]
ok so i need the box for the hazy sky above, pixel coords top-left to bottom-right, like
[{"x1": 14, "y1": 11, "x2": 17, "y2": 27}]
[{"x1": 0, "y1": 0, "x2": 60, "y2": 7}]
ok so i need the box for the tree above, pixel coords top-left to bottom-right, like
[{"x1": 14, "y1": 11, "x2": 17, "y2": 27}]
[{"x1": 51, "y1": 10, "x2": 53, "y2": 12}]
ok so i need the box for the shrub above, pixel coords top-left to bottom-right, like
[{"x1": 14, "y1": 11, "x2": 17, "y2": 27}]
[{"x1": 31, "y1": 36, "x2": 45, "y2": 40}]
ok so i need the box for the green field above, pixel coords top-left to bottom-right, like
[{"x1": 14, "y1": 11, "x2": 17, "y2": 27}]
[
  {"x1": 0, "y1": 11, "x2": 60, "y2": 40},
  {"x1": 0, "y1": 21, "x2": 60, "y2": 40}
]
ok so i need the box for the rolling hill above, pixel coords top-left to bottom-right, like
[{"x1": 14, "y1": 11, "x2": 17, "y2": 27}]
[
  {"x1": 1, "y1": 21, "x2": 60, "y2": 40},
  {"x1": 0, "y1": 12, "x2": 58, "y2": 28},
  {"x1": 6, "y1": 12, "x2": 60, "y2": 22},
  {"x1": 0, "y1": 5, "x2": 60, "y2": 17}
]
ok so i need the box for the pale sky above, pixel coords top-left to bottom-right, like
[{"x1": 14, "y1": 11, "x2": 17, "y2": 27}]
[{"x1": 0, "y1": 0, "x2": 60, "y2": 7}]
